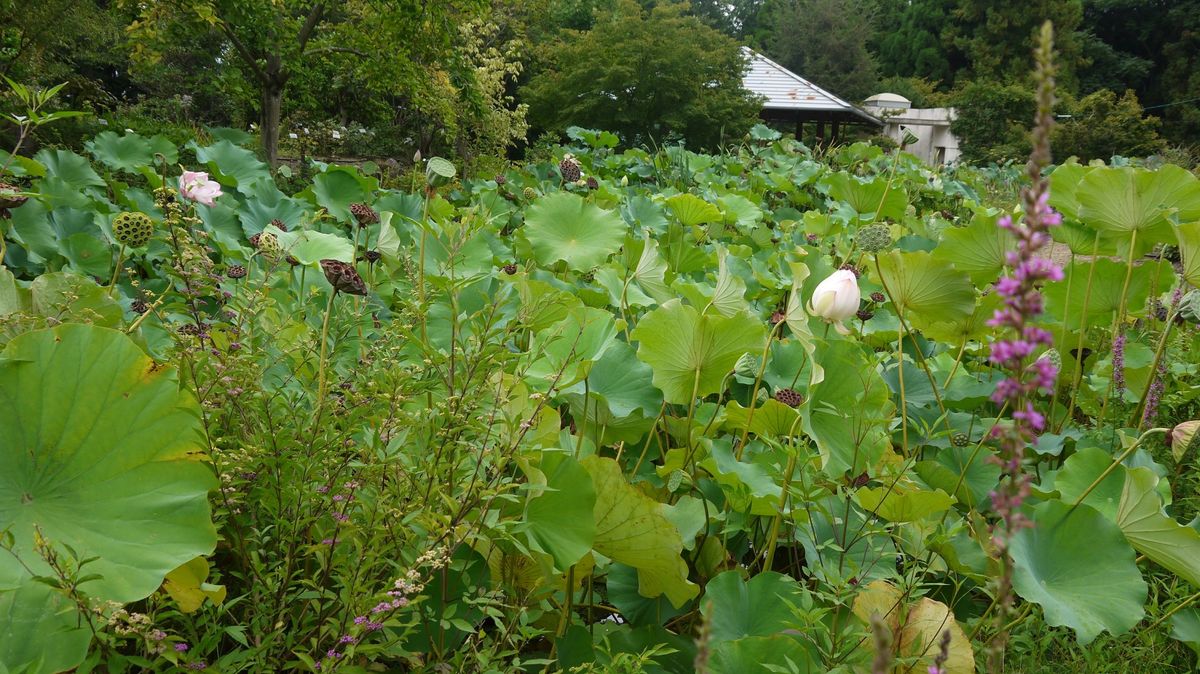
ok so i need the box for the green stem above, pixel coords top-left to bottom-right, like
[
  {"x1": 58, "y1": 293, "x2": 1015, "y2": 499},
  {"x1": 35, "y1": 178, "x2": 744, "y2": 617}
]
[
  {"x1": 1060, "y1": 232, "x2": 1102, "y2": 432},
  {"x1": 1132, "y1": 310, "x2": 1177, "y2": 430},
  {"x1": 1146, "y1": 590, "x2": 1200, "y2": 633},
  {"x1": 738, "y1": 321, "x2": 784, "y2": 458},
  {"x1": 312, "y1": 288, "x2": 339, "y2": 422},
  {"x1": 1096, "y1": 229, "x2": 1139, "y2": 427},
  {"x1": 106, "y1": 245, "x2": 125, "y2": 297}
]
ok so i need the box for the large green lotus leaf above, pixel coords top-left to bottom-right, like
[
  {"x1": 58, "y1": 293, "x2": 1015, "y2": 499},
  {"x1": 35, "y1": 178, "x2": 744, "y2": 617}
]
[
  {"x1": 236, "y1": 179, "x2": 312, "y2": 235},
  {"x1": 524, "y1": 192, "x2": 626, "y2": 271},
  {"x1": 631, "y1": 299, "x2": 764, "y2": 404},
  {"x1": 523, "y1": 453, "x2": 595, "y2": 571},
  {"x1": 1048, "y1": 161, "x2": 1089, "y2": 221},
  {"x1": 305, "y1": 166, "x2": 377, "y2": 222},
  {"x1": 932, "y1": 212, "x2": 1016, "y2": 284},
  {"x1": 1043, "y1": 258, "x2": 1173, "y2": 329},
  {"x1": 581, "y1": 456, "x2": 698, "y2": 607},
  {"x1": 1116, "y1": 467, "x2": 1200, "y2": 588},
  {"x1": 1176, "y1": 221, "x2": 1200, "y2": 289},
  {"x1": 855, "y1": 486, "x2": 954, "y2": 523},
  {"x1": 633, "y1": 239, "x2": 673, "y2": 304},
  {"x1": 701, "y1": 571, "x2": 808, "y2": 643},
  {"x1": 665, "y1": 193, "x2": 722, "y2": 226},
  {"x1": 621, "y1": 195, "x2": 669, "y2": 235},
  {"x1": 723, "y1": 399, "x2": 801, "y2": 438},
  {"x1": 525, "y1": 305, "x2": 617, "y2": 390},
  {"x1": 719, "y1": 193, "x2": 763, "y2": 229},
  {"x1": 708, "y1": 636, "x2": 820, "y2": 674},
  {"x1": 706, "y1": 247, "x2": 749, "y2": 317},
  {"x1": 1053, "y1": 446, "x2": 1126, "y2": 520},
  {"x1": 822, "y1": 172, "x2": 907, "y2": 221},
  {"x1": 875, "y1": 250, "x2": 975, "y2": 328},
  {"x1": 605, "y1": 562, "x2": 682, "y2": 627},
  {"x1": 1011, "y1": 500, "x2": 1146, "y2": 645},
  {"x1": 1076, "y1": 165, "x2": 1200, "y2": 243},
  {"x1": 914, "y1": 445, "x2": 1001, "y2": 509},
  {"x1": 34, "y1": 149, "x2": 104, "y2": 190},
  {"x1": 699, "y1": 438, "x2": 782, "y2": 515},
  {"x1": 264, "y1": 224, "x2": 354, "y2": 266},
  {"x1": 802, "y1": 340, "x2": 894, "y2": 477},
  {"x1": 1171, "y1": 609, "x2": 1200, "y2": 657},
  {"x1": 190, "y1": 139, "x2": 271, "y2": 191},
  {"x1": 561, "y1": 342, "x2": 663, "y2": 445},
  {"x1": 0, "y1": 267, "x2": 19, "y2": 316},
  {"x1": 30, "y1": 272, "x2": 122, "y2": 328},
  {"x1": 0, "y1": 581, "x2": 91, "y2": 673},
  {"x1": 0, "y1": 325, "x2": 217, "y2": 671},
  {"x1": 565, "y1": 341, "x2": 662, "y2": 418},
  {"x1": 86, "y1": 131, "x2": 177, "y2": 173},
  {"x1": 921, "y1": 293, "x2": 1002, "y2": 345}
]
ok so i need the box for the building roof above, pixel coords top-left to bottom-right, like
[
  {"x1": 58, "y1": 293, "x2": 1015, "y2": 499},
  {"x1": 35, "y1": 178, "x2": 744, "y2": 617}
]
[
  {"x1": 863, "y1": 92, "x2": 912, "y2": 110},
  {"x1": 742, "y1": 47, "x2": 881, "y2": 126}
]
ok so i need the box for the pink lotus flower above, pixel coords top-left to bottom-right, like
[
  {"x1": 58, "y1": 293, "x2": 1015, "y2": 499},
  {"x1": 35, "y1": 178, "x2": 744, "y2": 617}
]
[{"x1": 179, "y1": 170, "x2": 222, "y2": 206}]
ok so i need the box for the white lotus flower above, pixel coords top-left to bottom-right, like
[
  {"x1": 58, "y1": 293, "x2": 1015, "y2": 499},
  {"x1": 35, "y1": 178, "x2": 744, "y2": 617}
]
[{"x1": 808, "y1": 269, "x2": 860, "y2": 334}]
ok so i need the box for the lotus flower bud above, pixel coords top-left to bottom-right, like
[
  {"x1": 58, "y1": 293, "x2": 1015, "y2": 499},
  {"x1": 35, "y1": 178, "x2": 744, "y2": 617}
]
[
  {"x1": 809, "y1": 269, "x2": 861, "y2": 329},
  {"x1": 1169, "y1": 421, "x2": 1200, "y2": 462}
]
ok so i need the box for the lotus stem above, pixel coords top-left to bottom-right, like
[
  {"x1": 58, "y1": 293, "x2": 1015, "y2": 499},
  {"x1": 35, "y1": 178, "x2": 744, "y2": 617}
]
[
  {"x1": 107, "y1": 244, "x2": 125, "y2": 297},
  {"x1": 313, "y1": 287, "x2": 339, "y2": 423}
]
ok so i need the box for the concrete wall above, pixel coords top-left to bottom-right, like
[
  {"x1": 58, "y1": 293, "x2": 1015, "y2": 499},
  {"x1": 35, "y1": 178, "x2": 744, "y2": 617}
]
[{"x1": 866, "y1": 107, "x2": 961, "y2": 166}]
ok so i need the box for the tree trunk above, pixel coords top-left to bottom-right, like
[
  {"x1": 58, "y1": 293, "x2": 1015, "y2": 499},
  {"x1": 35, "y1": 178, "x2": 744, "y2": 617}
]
[{"x1": 261, "y1": 55, "x2": 286, "y2": 167}]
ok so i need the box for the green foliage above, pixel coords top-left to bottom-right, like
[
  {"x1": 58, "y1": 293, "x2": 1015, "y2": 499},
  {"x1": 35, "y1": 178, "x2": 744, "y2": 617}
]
[
  {"x1": 1054, "y1": 89, "x2": 1167, "y2": 161},
  {"x1": 768, "y1": 0, "x2": 880, "y2": 101},
  {"x1": 523, "y1": 0, "x2": 762, "y2": 150},
  {"x1": 950, "y1": 79, "x2": 1036, "y2": 163},
  {"x1": 3, "y1": 127, "x2": 1200, "y2": 673}
]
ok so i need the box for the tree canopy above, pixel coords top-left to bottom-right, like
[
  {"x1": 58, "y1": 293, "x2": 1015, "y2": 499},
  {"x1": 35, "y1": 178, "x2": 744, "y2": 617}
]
[{"x1": 522, "y1": 1, "x2": 762, "y2": 150}]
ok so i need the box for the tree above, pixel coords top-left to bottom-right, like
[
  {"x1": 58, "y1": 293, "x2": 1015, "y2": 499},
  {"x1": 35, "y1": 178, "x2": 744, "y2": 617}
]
[
  {"x1": 126, "y1": 1, "x2": 480, "y2": 165},
  {"x1": 768, "y1": 0, "x2": 880, "y2": 102},
  {"x1": 950, "y1": 80, "x2": 1035, "y2": 163},
  {"x1": 522, "y1": 1, "x2": 762, "y2": 150},
  {"x1": 873, "y1": 0, "x2": 958, "y2": 86},
  {"x1": 1052, "y1": 89, "x2": 1165, "y2": 160},
  {"x1": 946, "y1": 0, "x2": 1085, "y2": 86}
]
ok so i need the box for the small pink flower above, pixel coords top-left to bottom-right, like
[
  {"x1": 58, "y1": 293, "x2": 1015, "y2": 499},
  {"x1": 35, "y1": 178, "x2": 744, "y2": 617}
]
[{"x1": 179, "y1": 170, "x2": 223, "y2": 206}]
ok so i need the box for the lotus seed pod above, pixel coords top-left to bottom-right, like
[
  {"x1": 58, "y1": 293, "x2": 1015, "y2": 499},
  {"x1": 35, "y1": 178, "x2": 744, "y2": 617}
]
[
  {"x1": 855, "y1": 224, "x2": 892, "y2": 253},
  {"x1": 559, "y1": 156, "x2": 581, "y2": 182},
  {"x1": 0, "y1": 182, "x2": 27, "y2": 209},
  {"x1": 320, "y1": 259, "x2": 368, "y2": 296},
  {"x1": 773, "y1": 388, "x2": 804, "y2": 408},
  {"x1": 112, "y1": 212, "x2": 154, "y2": 248},
  {"x1": 951, "y1": 432, "x2": 970, "y2": 447},
  {"x1": 256, "y1": 231, "x2": 281, "y2": 258}
]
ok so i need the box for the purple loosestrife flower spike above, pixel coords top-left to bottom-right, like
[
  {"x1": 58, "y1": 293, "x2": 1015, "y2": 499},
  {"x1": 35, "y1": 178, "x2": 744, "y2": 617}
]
[
  {"x1": 985, "y1": 21, "x2": 1061, "y2": 674},
  {"x1": 1112, "y1": 331, "x2": 1127, "y2": 396}
]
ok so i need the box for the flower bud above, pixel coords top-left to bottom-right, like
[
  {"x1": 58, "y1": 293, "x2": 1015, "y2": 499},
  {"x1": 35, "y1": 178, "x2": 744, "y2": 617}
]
[
  {"x1": 1169, "y1": 421, "x2": 1200, "y2": 462},
  {"x1": 809, "y1": 269, "x2": 861, "y2": 326}
]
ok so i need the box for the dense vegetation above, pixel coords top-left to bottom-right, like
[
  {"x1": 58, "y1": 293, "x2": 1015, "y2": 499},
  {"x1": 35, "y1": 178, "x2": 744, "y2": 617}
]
[{"x1": 4, "y1": 4, "x2": 1200, "y2": 674}]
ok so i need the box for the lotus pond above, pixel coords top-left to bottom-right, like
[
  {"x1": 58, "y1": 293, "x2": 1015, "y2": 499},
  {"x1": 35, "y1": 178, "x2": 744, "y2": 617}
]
[{"x1": 3, "y1": 123, "x2": 1200, "y2": 673}]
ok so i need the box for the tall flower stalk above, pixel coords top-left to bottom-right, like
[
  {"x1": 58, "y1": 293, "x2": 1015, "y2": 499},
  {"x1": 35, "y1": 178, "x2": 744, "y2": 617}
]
[{"x1": 984, "y1": 21, "x2": 1063, "y2": 672}]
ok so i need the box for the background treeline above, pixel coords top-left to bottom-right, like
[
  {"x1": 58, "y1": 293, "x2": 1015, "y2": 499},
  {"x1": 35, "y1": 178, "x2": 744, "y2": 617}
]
[{"x1": 1, "y1": 0, "x2": 1196, "y2": 166}]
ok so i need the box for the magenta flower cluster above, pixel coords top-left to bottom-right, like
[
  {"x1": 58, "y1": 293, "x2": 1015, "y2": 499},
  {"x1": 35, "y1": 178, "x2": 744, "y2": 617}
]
[{"x1": 986, "y1": 192, "x2": 1062, "y2": 533}]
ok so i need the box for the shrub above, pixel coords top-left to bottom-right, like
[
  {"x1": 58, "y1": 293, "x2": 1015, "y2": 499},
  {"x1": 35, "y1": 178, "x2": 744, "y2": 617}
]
[{"x1": 1053, "y1": 88, "x2": 1166, "y2": 161}]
